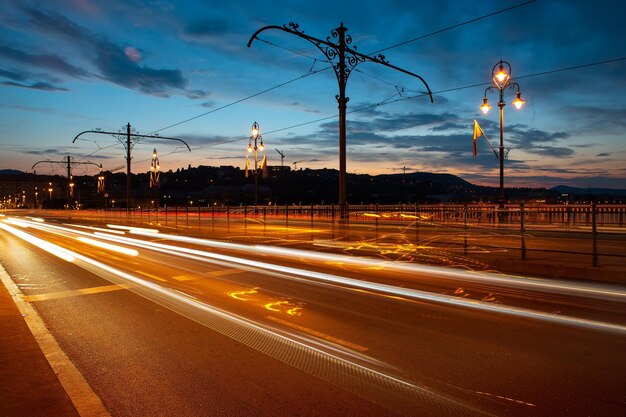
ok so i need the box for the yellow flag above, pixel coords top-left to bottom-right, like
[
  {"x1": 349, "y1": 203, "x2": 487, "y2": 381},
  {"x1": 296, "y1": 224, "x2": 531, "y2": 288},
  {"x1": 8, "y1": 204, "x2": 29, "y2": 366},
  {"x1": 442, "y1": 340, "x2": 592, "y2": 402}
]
[
  {"x1": 244, "y1": 155, "x2": 250, "y2": 178},
  {"x1": 473, "y1": 120, "x2": 485, "y2": 157},
  {"x1": 259, "y1": 154, "x2": 268, "y2": 179}
]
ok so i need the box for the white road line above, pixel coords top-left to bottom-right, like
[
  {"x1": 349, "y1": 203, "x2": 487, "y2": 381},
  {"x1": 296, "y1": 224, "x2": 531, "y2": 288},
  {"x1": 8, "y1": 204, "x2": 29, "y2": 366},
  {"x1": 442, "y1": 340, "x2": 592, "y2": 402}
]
[{"x1": 0, "y1": 263, "x2": 111, "y2": 417}]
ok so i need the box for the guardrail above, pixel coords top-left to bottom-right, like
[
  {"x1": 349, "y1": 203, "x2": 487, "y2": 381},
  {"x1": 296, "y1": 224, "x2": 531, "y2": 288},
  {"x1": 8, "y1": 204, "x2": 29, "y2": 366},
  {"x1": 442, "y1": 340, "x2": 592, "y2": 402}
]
[
  {"x1": 10, "y1": 203, "x2": 623, "y2": 268},
  {"x1": 106, "y1": 203, "x2": 626, "y2": 227}
]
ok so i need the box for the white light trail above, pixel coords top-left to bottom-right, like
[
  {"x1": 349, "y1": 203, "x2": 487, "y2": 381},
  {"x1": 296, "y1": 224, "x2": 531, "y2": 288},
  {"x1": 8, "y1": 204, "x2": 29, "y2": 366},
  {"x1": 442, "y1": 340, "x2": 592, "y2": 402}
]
[
  {"x1": 67, "y1": 224, "x2": 126, "y2": 234},
  {"x1": 106, "y1": 224, "x2": 159, "y2": 234},
  {"x1": 132, "y1": 229, "x2": 626, "y2": 302},
  {"x1": 76, "y1": 237, "x2": 139, "y2": 256},
  {"x1": 0, "y1": 222, "x2": 75, "y2": 262},
  {"x1": 0, "y1": 221, "x2": 476, "y2": 414},
  {"x1": 5, "y1": 217, "x2": 626, "y2": 334}
]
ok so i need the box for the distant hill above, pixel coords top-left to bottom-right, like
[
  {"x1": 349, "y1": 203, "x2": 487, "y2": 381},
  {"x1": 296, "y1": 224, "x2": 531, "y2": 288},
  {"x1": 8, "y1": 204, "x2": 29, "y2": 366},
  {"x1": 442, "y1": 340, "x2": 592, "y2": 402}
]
[
  {"x1": 0, "y1": 169, "x2": 25, "y2": 175},
  {"x1": 552, "y1": 185, "x2": 626, "y2": 197}
]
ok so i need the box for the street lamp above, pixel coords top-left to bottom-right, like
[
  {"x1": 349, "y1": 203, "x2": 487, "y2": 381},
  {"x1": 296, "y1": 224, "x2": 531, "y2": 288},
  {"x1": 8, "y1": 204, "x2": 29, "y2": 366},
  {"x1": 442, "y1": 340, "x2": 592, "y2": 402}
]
[
  {"x1": 247, "y1": 121, "x2": 265, "y2": 205},
  {"x1": 480, "y1": 60, "x2": 525, "y2": 207},
  {"x1": 48, "y1": 183, "x2": 53, "y2": 208}
]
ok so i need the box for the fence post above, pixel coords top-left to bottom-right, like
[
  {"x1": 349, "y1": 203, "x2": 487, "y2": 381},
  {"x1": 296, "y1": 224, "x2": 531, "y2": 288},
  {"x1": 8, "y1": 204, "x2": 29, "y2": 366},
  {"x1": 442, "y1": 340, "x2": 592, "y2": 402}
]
[
  {"x1": 415, "y1": 203, "x2": 419, "y2": 242},
  {"x1": 592, "y1": 202, "x2": 598, "y2": 267},
  {"x1": 520, "y1": 202, "x2": 527, "y2": 261},
  {"x1": 463, "y1": 204, "x2": 468, "y2": 255}
]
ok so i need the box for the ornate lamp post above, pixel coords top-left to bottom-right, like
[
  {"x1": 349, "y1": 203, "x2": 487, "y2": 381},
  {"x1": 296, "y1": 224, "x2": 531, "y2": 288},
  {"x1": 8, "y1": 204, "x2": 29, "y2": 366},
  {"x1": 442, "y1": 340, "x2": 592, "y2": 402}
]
[
  {"x1": 248, "y1": 22, "x2": 433, "y2": 219},
  {"x1": 48, "y1": 183, "x2": 53, "y2": 208},
  {"x1": 247, "y1": 121, "x2": 265, "y2": 205},
  {"x1": 480, "y1": 60, "x2": 525, "y2": 207},
  {"x1": 149, "y1": 148, "x2": 161, "y2": 207}
]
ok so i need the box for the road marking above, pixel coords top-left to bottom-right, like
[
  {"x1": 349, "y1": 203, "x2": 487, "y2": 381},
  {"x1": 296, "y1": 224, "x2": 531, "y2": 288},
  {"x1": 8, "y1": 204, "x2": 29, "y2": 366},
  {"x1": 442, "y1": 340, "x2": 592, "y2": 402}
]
[
  {"x1": 0, "y1": 264, "x2": 111, "y2": 417},
  {"x1": 172, "y1": 267, "x2": 241, "y2": 281},
  {"x1": 474, "y1": 390, "x2": 536, "y2": 407},
  {"x1": 266, "y1": 315, "x2": 368, "y2": 352},
  {"x1": 136, "y1": 271, "x2": 167, "y2": 282},
  {"x1": 22, "y1": 284, "x2": 132, "y2": 302}
]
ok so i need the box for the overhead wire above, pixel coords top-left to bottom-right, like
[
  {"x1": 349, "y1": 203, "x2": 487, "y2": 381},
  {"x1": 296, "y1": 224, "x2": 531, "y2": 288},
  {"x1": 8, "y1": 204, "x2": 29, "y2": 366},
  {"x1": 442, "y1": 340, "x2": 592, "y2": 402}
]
[
  {"x1": 369, "y1": 0, "x2": 538, "y2": 55},
  {"x1": 103, "y1": 55, "x2": 626, "y2": 172},
  {"x1": 87, "y1": 1, "x2": 541, "y2": 171}
]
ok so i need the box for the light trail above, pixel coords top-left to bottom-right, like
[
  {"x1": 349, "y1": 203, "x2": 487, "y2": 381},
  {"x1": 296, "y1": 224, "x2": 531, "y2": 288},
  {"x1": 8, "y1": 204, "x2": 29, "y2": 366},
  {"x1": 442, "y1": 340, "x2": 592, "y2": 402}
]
[
  {"x1": 76, "y1": 237, "x2": 139, "y2": 256},
  {"x1": 6, "y1": 218, "x2": 626, "y2": 334},
  {"x1": 130, "y1": 229, "x2": 626, "y2": 302},
  {"x1": 0, "y1": 222, "x2": 76, "y2": 262},
  {"x1": 1, "y1": 220, "x2": 483, "y2": 416},
  {"x1": 106, "y1": 224, "x2": 159, "y2": 234},
  {"x1": 67, "y1": 224, "x2": 126, "y2": 234}
]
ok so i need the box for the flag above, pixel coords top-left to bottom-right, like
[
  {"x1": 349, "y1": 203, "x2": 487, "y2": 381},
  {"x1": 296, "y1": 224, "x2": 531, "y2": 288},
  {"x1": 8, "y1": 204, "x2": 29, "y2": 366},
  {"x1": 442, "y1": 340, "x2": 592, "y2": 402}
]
[
  {"x1": 473, "y1": 120, "x2": 486, "y2": 157},
  {"x1": 259, "y1": 154, "x2": 269, "y2": 179},
  {"x1": 244, "y1": 155, "x2": 250, "y2": 178}
]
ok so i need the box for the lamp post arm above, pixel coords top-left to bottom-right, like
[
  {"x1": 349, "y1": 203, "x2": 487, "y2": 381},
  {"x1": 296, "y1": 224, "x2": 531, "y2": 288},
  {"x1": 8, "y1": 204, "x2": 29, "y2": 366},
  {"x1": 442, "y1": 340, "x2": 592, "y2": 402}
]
[
  {"x1": 131, "y1": 133, "x2": 191, "y2": 152},
  {"x1": 73, "y1": 130, "x2": 120, "y2": 143},
  {"x1": 73, "y1": 130, "x2": 191, "y2": 152},
  {"x1": 364, "y1": 57, "x2": 433, "y2": 102},
  {"x1": 248, "y1": 23, "x2": 433, "y2": 102},
  {"x1": 32, "y1": 160, "x2": 56, "y2": 170}
]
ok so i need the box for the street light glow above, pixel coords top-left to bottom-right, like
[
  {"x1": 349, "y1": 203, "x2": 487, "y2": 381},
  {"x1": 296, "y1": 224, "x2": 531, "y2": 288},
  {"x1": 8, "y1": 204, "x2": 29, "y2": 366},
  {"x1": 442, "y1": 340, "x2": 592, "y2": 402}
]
[
  {"x1": 480, "y1": 98, "x2": 491, "y2": 114},
  {"x1": 513, "y1": 91, "x2": 525, "y2": 109}
]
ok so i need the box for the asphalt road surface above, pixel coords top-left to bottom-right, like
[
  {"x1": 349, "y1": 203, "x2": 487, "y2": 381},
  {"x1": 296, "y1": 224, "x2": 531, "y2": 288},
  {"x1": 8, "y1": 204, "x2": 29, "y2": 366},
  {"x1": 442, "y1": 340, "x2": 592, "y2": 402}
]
[{"x1": 1, "y1": 214, "x2": 625, "y2": 416}]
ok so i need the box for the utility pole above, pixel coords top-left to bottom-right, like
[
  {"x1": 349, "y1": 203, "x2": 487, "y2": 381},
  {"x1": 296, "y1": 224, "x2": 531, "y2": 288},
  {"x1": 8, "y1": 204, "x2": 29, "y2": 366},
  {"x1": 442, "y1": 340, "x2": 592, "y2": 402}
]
[
  {"x1": 249, "y1": 22, "x2": 433, "y2": 219},
  {"x1": 32, "y1": 156, "x2": 101, "y2": 208},
  {"x1": 73, "y1": 123, "x2": 191, "y2": 210}
]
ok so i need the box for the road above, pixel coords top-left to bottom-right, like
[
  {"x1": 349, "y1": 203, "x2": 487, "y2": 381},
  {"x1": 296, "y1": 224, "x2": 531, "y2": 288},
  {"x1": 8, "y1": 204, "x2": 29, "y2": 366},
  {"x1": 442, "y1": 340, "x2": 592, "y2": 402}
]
[{"x1": 1, "y1": 214, "x2": 625, "y2": 416}]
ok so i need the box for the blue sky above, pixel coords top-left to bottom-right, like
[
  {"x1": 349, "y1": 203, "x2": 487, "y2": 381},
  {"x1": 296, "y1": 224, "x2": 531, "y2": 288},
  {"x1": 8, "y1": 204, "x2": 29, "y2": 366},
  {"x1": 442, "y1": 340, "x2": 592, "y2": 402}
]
[{"x1": 0, "y1": 0, "x2": 625, "y2": 189}]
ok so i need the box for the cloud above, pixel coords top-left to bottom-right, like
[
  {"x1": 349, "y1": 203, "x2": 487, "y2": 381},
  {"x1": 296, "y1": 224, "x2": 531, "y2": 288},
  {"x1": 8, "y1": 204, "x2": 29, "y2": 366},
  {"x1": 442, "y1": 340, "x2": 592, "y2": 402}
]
[
  {"x1": 523, "y1": 146, "x2": 575, "y2": 157},
  {"x1": 184, "y1": 18, "x2": 231, "y2": 41},
  {"x1": 0, "y1": 68, "x2": 26, "y2": 81},
  {"x1": 1, "y1": 81, "x2": 68, "y2": 91},
  {"x1": 0, "y1": 43, "x2": 88, "y2": 78},
  {"x1": 20, "y1": 6, "x2": 194, "y2": 97}
]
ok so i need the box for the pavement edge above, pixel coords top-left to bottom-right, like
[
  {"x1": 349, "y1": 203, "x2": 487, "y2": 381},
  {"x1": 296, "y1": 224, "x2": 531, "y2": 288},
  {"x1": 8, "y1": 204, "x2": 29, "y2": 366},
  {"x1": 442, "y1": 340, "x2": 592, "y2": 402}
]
[{"x1": 0, "y1": 263, "x2": 111, "y2": 417}]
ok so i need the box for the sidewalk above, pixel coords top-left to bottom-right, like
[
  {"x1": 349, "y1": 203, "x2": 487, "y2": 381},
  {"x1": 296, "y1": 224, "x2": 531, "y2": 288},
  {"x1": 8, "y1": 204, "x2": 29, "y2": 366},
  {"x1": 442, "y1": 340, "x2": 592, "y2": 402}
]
[{"x1": 0, "y1": 272, "x2": 80, "y2": 417}]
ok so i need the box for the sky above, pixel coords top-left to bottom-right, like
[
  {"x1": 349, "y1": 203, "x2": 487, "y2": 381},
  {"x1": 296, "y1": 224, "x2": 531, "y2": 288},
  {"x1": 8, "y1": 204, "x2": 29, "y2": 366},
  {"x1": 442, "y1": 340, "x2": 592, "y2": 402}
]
[{"x1": 0, "y1": 0, "x2": 625, "y2": 189}]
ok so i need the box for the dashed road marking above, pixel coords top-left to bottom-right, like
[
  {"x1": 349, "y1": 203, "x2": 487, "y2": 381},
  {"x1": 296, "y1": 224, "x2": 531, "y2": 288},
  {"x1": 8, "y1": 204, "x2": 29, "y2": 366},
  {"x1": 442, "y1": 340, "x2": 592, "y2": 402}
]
[{"x1": 23, "y1": 283, "x2": 132, "y2": 302}]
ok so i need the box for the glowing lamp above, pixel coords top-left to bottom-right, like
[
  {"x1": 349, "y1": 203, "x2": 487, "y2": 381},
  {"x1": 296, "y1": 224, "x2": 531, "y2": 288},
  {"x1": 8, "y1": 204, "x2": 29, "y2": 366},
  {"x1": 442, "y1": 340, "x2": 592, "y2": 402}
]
[
  {"x1": 251, "y1": 121, "x2": 260, "y2": 138},
  {"x1": 513, "y1": 91, "x2": 525, "y2": 109},
  {"x1": 494, "y1": 63, "x2": 509, "y2": 87},
  {"x1": 480, "y1": 98, "x2": 491, "y2": 114}
]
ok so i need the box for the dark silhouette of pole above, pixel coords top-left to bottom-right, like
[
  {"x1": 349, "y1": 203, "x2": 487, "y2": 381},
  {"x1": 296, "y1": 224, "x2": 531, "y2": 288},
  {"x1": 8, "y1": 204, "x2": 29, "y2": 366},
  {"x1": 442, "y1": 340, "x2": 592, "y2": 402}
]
[
  {"x1": 247, "y1": 122, "x2": 264, "y2": 205},
  {"x1": 32, "y1": 157, "x2": 101, "y2": 208},
  {"x1": 73, "y1": 123, "x2": 191, "y2": 209},
  {"x1": 480, "y1": 60, "x2": 525, "y2": 208},
  {"x1": 126, "y1": 123, "x2": 132, "y2": 211},
  {"x1": 248, "y1": 22, "x2": 433, "y2": 219}
]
